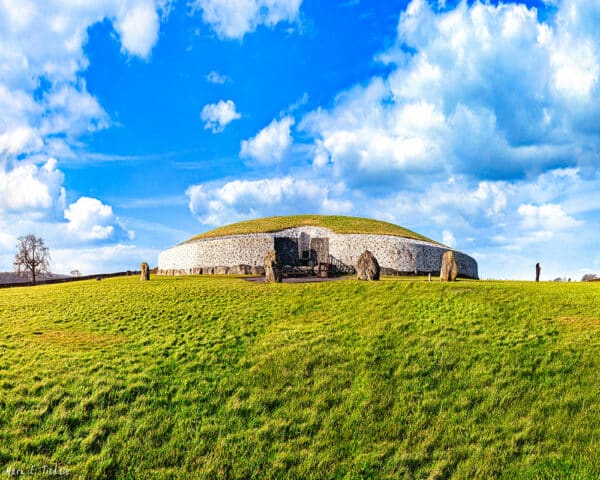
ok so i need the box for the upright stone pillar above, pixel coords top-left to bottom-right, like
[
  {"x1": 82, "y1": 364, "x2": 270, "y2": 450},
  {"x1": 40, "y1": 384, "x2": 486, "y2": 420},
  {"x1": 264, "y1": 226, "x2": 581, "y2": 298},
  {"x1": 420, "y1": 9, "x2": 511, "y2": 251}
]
[
  {"x1": 140, "y1": 262, "x2": 150, "y2": 281},
  {"x1": 264, "y1": 250, "x2": 283, "y2": 283},
  {"x1": 440, "y1": 251, "x2": 458, "y2": 282}
]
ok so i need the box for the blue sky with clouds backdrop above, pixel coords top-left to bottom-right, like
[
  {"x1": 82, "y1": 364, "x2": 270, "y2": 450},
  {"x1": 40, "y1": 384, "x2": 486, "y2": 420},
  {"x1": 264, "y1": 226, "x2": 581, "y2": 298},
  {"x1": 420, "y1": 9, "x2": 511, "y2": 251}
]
[{"x1": 0, "y1": 0, "x2": 599, "y2": 280}]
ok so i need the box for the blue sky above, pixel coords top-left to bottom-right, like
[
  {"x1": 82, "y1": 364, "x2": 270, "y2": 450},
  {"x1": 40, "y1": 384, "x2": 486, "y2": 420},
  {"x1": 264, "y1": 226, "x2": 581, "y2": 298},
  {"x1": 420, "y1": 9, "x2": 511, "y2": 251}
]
[{"x1": 0, "y1": 0, "x2": 599, "y2": 280}]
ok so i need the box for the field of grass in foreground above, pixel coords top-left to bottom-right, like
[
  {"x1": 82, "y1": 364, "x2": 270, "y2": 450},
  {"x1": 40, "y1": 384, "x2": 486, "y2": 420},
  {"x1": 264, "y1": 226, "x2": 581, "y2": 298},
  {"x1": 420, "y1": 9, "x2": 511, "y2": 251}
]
[{"x1": 1, "y1": 276, "x2": 600, "y2": 479}]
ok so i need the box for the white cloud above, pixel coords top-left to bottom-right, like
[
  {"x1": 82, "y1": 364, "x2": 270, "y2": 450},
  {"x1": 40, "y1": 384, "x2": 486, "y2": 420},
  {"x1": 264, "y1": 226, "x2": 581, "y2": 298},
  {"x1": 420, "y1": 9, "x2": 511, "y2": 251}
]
[
  {"x1": 367, "y1": 177, "x2": 514, "y2": 245},
  {"x1": 518, "y1": 203, "x2": 581, "y2": 231},
  {"x1": 114, "y1": 2, "x2": 160, "y2": 59},
  {"x1": 302, "y1": 79, "x2": 448, "y2": 187},
  {"x1": 64, "y1": 197, "x2": 116, "y2": 241},
  {"x1": 186, "y1": 176, "x2": 350, "y2": 225},
  {"x1": 0, "y1": 1, "x2": 167, "y2": 88},
  {"x1": 301, "y1": 0, "x2": 600, "y2": 188},
  {"x1": 0, "y1": 0, "x2": 171, "y2": 274},
  {"x1": 0, "y1": 126, "x2": 43, "y2": 157},
  {"x1": 201, "y1": 100, "x2": 241, "y2": 133},
  {"x1": 0, "y1": 158, "x2": 65, "y2": 214},
  {"x1": 190, "y1": 0, "x2": 302, "y2": 39},
  {"x1": 548, "y1": 0, "x2": 600, "y2": 100},
  {"x1": 206, "y1": 70, "x2": 230, "y2": 84},
  {"x1": 0, "y1": 194, "x2": 137, "y2": 271},
  {"x1": 41, "y1": 83, "x2": 109, "y2": 137},
  {"x1": 64, "y1": 197, "x2": 134, "y2": 242},
  {"x1": 240, "y1": 116, "x2": 294, "y2": 164},
  {"x1": 0, "y1": 0, "x2": 169, "y2": 237},
  {"x1": 0, "y1": 0, "x2": 169, "y2": 167}
]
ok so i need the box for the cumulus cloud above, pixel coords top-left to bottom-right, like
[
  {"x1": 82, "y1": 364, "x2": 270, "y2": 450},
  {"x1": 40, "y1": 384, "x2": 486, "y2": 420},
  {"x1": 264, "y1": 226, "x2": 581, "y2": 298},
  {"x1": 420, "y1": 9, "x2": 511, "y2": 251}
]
[
  {"x1": 114, "y1": 2, "x2": 161, "y2": 59},
  {"x1": 240, "y1": 116, "x2": 294, "y2": 164},
  {"x1": 304, "y1": 91, "x2": 446, "y2": 187},
  {"x1": 40, "y1": 83, "x2": 109, "y2": 137},
  {"x1": 0, "y1": 126, "x2": 43, "y2": 157},
  {"x1": 518, "y1": 203, "x2": 581, "y2": 232},
  {"x1": 0, "y1": 159, "x2": 65, "y2": 214},
  {"x1": 201, "y1": 100, "x2": 241, "y2": 133},
  {"x1": 65, "y1": 197, "x2": 115, "y2": 241},
  {"x1": 0, "y1": 0, "x2": 169, "y2": 166},
  {"x1": 0, "y1": 0, "x2": 169, "y2": 211},
  {"x1": 302, "y1": 0, "x2": 600, "y2": 188},
  {"x1": 186, "y1": 176, "x2": 351, "y2": 225},
  {"x1": 190, "y1": 0, "x2": 302, "y2": 39},
  {"x1": 64, "y1": 197, "x2": 133, "y2": 242},
  {"x1": 0, "y1": 1, "x2": 167, "y2": 88}
]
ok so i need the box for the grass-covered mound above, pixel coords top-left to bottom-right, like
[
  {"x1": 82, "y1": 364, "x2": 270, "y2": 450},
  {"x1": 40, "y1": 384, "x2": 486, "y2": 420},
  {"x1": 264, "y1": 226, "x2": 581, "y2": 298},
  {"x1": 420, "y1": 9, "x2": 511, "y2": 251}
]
[
  {"x1": 185, "y1": 215, "x2": 439, "y2": 244},
  {"x1": 1, "y1": 276, "x2": 600, "y2": 478}
]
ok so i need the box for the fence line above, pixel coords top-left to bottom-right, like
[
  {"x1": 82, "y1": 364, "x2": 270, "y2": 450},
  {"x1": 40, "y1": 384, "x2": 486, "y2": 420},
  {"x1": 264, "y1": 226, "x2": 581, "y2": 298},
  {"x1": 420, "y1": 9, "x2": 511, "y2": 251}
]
[{"x1": 0, "y1": 271, "x2": 141, "y2": 289}]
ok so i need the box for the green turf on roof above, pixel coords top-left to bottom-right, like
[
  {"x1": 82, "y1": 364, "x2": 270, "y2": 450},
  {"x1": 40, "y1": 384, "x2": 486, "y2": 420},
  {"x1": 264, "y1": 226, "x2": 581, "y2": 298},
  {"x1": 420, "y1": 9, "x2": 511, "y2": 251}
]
[{"x1": 184, "y1": 215, "x2": 439, "y2": 244}]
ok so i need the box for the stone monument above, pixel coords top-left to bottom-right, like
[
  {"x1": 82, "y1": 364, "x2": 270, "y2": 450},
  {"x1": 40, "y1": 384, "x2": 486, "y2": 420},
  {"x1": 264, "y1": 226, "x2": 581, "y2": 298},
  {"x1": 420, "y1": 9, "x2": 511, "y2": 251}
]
[
  {"x1": 356, "y1": 250, "x2": 380, "y2": 281},
  {"x1": 140, "y1": 262, "x2": 150, "y2": 281},
  {"x1": 264, "y1": 250, "x2": 283, "y2": 283},
  {"x1": 440, "y1": 251, "x2": 458, "y2": 282}
]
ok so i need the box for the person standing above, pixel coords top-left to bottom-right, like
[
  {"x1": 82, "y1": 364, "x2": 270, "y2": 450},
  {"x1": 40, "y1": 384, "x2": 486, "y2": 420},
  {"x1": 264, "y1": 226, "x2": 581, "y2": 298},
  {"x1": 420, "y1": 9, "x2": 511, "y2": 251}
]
[{"x1": 536, "y1": 262, "x2": 541, "y2": 282}]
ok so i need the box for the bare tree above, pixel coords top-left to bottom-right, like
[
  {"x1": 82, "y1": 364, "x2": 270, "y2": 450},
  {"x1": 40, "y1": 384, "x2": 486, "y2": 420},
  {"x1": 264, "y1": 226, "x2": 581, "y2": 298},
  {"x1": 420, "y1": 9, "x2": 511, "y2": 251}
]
[{"x1": 13, "y1": 234, "x2": 50, "y2": 283}]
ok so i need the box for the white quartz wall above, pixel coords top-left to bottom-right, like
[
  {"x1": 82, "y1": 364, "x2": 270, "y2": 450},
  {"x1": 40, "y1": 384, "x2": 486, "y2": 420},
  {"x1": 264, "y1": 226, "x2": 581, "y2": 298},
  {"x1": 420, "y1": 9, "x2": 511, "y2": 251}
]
[
  {"x1": 158, "y1": 236, "x2": 273, "y2": 270},
  {"x1": 158, "y1": 227, "x2": 478, "y2": 278}
]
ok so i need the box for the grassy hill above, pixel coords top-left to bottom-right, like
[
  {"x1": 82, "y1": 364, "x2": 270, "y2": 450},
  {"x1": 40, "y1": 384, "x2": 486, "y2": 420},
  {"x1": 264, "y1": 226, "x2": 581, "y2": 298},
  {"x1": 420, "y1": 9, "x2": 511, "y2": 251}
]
[
  {"x1": 1, "y1": 276, "x2": 600, "y2": 478},
  {"x1": 184, "y1": 215, "x2": 440, "y2": 244}
]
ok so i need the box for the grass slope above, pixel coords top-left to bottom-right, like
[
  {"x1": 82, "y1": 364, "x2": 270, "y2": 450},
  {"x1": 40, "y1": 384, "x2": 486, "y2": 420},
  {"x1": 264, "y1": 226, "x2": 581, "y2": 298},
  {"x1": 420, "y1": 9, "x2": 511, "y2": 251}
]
[
  {"x1": 185, "y1": 215, "x2": 439, "y2": 244},
  {"x1": 1, "y1": 276, "x2": 600, "y2": 478}
]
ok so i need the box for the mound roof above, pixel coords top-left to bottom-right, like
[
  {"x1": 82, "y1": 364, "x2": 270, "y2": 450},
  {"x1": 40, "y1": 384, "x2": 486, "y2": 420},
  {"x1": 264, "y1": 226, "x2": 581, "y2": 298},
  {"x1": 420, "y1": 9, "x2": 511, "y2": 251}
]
[{"x1": 184, "y1": 215, "x2": 440, "y2": 245}]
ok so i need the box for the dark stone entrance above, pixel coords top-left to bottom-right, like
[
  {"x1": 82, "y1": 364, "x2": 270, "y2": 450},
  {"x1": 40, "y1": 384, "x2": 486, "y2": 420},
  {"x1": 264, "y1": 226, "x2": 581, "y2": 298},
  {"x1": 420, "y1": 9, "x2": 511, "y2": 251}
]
[
  {"x1": 274, "y1": 236, "x2": 330, "y2": 271},
  {"x1": 274, "y1": 237, "x2": 299, "y2": 266}
]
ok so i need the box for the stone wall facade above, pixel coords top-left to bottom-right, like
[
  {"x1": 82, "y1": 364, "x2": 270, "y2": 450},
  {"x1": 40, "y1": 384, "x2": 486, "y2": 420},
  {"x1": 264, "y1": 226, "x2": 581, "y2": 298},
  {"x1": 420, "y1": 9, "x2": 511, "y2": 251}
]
[{"x1": 157, "y1": 226, "x2": 478, "y2": 279}]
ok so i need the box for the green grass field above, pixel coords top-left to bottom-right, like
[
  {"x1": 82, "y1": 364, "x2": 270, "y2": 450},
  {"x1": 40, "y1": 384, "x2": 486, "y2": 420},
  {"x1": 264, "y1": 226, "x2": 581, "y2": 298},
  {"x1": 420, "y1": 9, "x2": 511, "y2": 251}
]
[
  {"x1": 1, "y1": 276, "x2": 600, "y2": 479},
  {"x1": 184, "y1": 215, "x2": 439, "y2": 244}
]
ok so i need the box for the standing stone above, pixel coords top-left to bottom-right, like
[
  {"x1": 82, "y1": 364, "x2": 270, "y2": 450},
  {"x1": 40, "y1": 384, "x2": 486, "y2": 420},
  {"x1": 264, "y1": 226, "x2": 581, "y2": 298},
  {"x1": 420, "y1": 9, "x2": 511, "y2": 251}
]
[
  {"x1": 264, "y1": 250, "x2": 283, "y2": 283},
  {"x1": 535, "y1": 262, "x2": 541, "y2": 282},
  {"x1": 140, "y1": 262, "x2": 150, "y2": 281},
  {"x1": 440, "y1": 251, "x2": 458, "y2": 282},
  {"x1": 356, "y1": 250, "x2": 380, "y2": 281}
]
